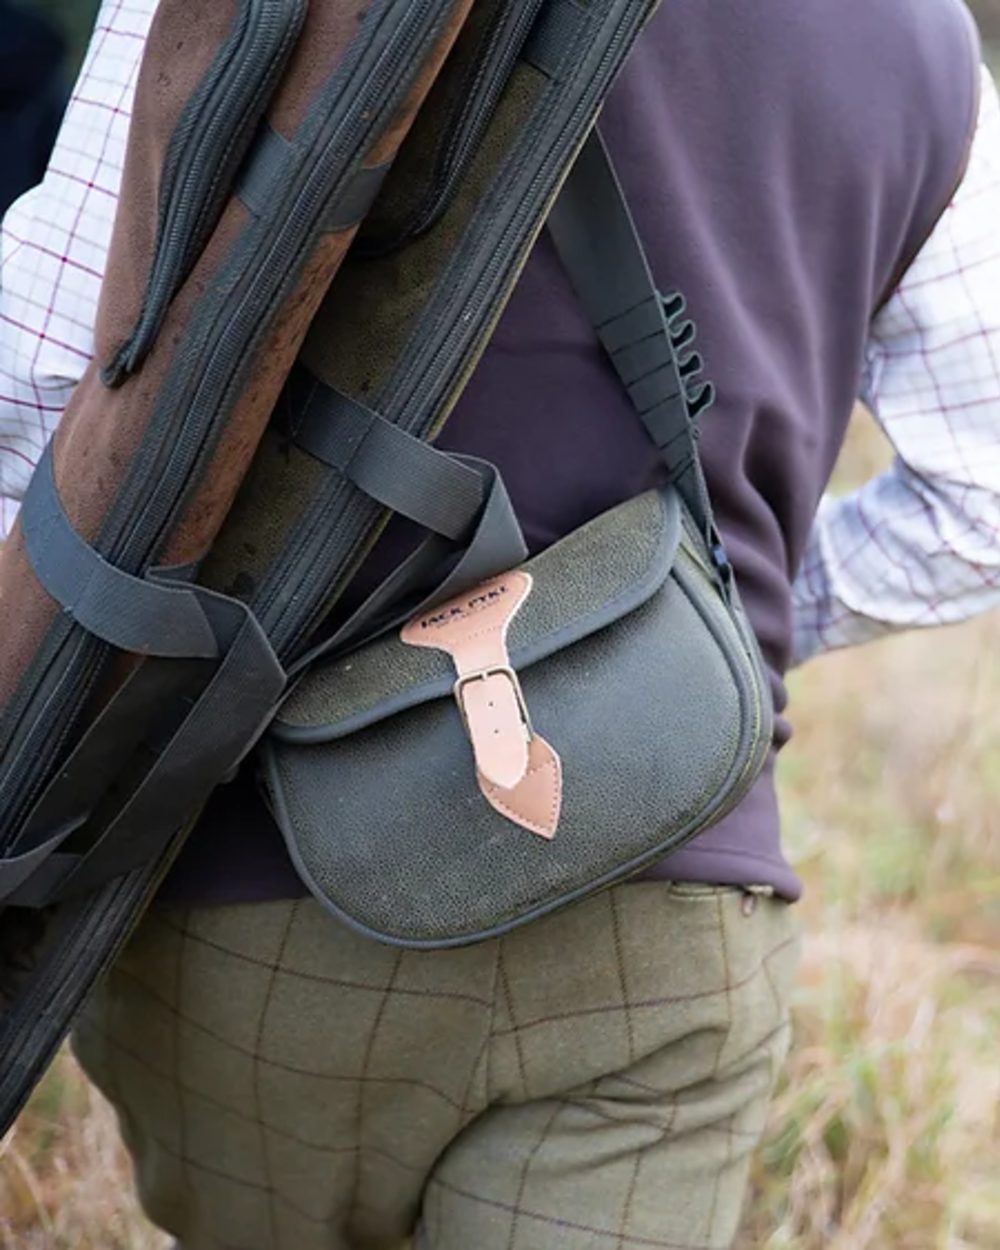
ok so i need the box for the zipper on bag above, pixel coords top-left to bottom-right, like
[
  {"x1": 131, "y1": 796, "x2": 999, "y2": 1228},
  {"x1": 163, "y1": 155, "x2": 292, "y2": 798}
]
[
  {"x1": 103, "y1": 0, "x2": 309, "y2": 387},
  {"x1": 112, "y1": 0, "x2": 446, "y2": 568},
  {"x1": 363, "y1": 0, "x2": 547, "y2": 254},
  {"x1": 0, "y1": 0, "x2": 456, "y2": 838}
]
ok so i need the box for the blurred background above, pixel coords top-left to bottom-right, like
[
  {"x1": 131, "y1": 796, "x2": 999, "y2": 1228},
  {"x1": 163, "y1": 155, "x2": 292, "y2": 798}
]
[{"x1": 1, "y1": 2, "x2": 999, "y2": 1247}]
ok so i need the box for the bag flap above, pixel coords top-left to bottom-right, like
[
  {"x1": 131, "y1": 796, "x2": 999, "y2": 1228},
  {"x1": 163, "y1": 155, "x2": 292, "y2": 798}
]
[{"x1": 272, "y1": 486, "x2": 681, "y2": 743}]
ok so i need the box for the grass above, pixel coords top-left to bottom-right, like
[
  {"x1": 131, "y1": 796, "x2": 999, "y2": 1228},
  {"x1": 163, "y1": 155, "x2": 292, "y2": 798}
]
[
  {"x1": 0, "y1": 1054, "x2": 166, "y2": 1249},
  {"x1": 738, "y1": 615, "x2": 1000, "y2": 1249},
  {"x1": 736, "y1": 413, "x2": 1000, "y2": 1249},
  {"x1": 3, "y1": 414, "x2": 1000, "y2": 1249}
]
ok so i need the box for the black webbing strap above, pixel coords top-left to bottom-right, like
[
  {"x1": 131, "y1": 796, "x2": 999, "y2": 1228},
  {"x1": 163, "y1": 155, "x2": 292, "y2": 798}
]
[
  {"x1": 0, "y1": 587, "x2": 286, "y2": 907},
  {"x1": 523, "y1": 0, "x2": 587, "y2": 79},
  {"x1": 0, "y1": 657, "x2": 184, "y2": 904},
  {"x1": 237, "y1": 123, "x2": 391, "y2": 233},
  {"x1": 289, "y1": 455, "x2": 527, "y2": 673},
  {"x1": 21, "y1": 443, "x2": 220, "y2": 658},
  {"x1": 547, "y1": 129, "x2": 716, "y2": 543},
  {"x1": 285, "y1": 367, "x2": 486, "y2": 542},
  {"x1": 278, "y1": 360, "x2": 529, "y2": 665},
  {"x1": 6, "y1": 457, "x2": 288, "y2": 906},
  {"x1": 0, "y1": 825, "x2": 78, "y2": 905}
]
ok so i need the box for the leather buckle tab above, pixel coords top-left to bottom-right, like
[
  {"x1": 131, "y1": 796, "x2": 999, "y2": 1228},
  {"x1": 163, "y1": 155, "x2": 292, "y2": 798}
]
[{"x1": 401, "y1": 571, "x2": 562, "y2": 838}]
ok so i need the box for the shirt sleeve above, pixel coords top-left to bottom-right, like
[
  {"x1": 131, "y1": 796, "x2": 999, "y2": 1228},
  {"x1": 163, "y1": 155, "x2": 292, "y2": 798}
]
[
  {"x1": 0, "y1": 0, "x2": 156, "y2": 540},
  {"x1": 791, "y1": 65, "x2": 1000, "y2": 667}
]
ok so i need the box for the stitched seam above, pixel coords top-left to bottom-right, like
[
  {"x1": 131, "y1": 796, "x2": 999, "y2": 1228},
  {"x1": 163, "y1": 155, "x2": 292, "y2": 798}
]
[
  {"x1": 761, "y1": 936, "x2": 786, "y2": 1018},
  {"x1": 706, "y1": 894, "x2": 735, "y2": 1245},
  {"x1": 457, "y1": 942, "x2": 500, "y2": 1122},
  {"x1": 486, "y1": 934, "x2": 504, "y2": 1106},
  {"x1": 458, "y1": 1028, "x2": 492, "y2": 1128},
  {"x1": 482, "y1": 753, "x2": 560, "y2": 837},
  {"x1": 616, "y1": 1148, "x2": 645, "y2": 1250}
]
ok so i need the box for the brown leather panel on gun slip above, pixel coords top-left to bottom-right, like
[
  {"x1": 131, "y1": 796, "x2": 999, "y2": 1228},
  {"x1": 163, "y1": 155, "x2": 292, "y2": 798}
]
[{"x1": 0, "y1": 0, "x2": 473, "y2": 715}]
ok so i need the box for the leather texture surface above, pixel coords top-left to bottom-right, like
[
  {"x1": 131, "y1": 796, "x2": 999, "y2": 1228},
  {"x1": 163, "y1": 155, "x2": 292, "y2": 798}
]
[
  {"x1": 264, "y1": 487, "x2": 772, "y2": 947},
  {"x1": 401, "y1": 570, "x2": 563, "y2": 833},
  {"x1": 480, "y1": 732, "x2": 563, "y2": 839},
  {"x1": 402, "y1": 570, "x2": 535, "y2": 791}
]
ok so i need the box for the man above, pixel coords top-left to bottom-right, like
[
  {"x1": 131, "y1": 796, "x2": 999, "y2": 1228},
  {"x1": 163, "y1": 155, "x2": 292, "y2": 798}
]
[{"x1": 2, "y1": 1, "x2": 999, "y2": 1246}]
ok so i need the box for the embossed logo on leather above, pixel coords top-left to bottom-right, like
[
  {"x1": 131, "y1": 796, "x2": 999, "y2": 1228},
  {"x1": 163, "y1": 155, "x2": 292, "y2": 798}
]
[
  {"x1": 419, "y1": 583, "x2": 515, "y2": 631},
  {"x1": 401, "y1": 571, "x2": 562, "y2": 839}
]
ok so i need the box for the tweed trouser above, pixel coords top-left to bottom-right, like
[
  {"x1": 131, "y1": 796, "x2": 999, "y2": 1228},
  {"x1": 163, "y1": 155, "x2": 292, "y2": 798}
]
[{"x1": 72, "y1": 882, "x2": 799, "y2": 1250}]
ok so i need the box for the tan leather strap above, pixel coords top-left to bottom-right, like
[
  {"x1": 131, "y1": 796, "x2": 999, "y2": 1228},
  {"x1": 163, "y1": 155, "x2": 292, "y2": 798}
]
[{"x1": 401, "y1": 572, "x2": 562, "y2": 839}]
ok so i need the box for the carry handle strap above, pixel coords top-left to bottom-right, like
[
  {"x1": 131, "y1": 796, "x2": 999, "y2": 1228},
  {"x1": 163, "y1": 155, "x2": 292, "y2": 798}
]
[
  {"x1": 548, "y1": 128, "x2": 717, "y2": 548},
  {"x1": 282, "y1": 367, "x2": 529, "y2": 665},
  {"x1": 288, "y1": 455, "x2": 527, "y2": 675},
  {"x1": 7, "y1": 444, "x2": 288, "y2": 907},
  {"x1": 0, "y1": 587, "x2": 286, "y2": 908},
  {"x1": 285, "y1": 365, "x2": 486, "y2": 543},
  {"x1": 21, "y1": 443, "x2": 221, "y2": 658}
]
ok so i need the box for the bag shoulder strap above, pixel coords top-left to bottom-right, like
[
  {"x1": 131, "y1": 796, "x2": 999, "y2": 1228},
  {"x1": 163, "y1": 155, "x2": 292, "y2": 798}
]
[
  {"x1": 284, "y1": 127, "x2": 729, "y2": 630},
  {"x1": 548, "y1": 128, "x2": 719, "y2": 551}
]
